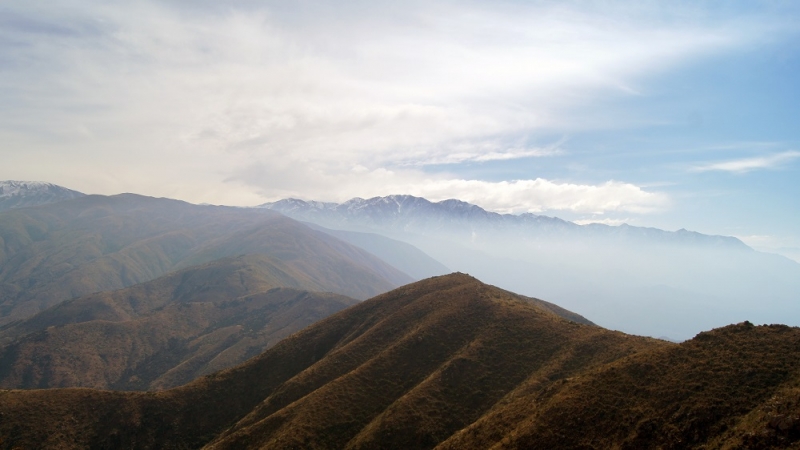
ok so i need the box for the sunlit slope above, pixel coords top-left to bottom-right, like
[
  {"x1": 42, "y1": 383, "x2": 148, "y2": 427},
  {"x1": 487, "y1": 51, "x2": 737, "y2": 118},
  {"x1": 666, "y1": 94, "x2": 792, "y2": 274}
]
[
  {"x1": 2, "y1": 274, "x2": 799, "y2": 449},
  {"x1": 0, "y1": 194, "x2": 410, "y2": 325},
  {"x1": 439, "y1": 322, "x2": 800, "y2": 449},
  {"x1": 0, "y1": 254, "x2": 358, "y2": 390},
  {"x1": 0, "y1": 274, "x2": 654, "y2": 449}
]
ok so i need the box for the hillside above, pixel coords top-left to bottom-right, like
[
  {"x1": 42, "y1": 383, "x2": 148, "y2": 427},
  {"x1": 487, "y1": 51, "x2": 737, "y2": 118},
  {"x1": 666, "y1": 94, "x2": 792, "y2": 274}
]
[
  {"x1": 0, "y1": 274, "x2": 649, "y2": 448},
  {"x1": 303, "y1": 222, "x2": 449, "y2": 280},
  {"x1": 0, "y1": 194, "x2": 410, "y2": 326},
  {"x1": 0, "y1": 254, "x2": 358, "y2": 390},
  {"x1": 438, "y1": 321, "x2": 800, "y2": 449},
  {"x1": 1, "y1": 274, "x2": 798, "y2": 449}
]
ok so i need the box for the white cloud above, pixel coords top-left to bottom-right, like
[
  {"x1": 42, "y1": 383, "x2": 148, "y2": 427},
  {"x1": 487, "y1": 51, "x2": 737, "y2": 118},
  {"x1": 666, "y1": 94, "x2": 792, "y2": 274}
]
[
  {"x1": 243, "y1": 161, "x2": 669, "y2": 214},
  {"x1": 0, "y1": 1, "x2": 786, "y2": 210},
  {"x1": 412, "y1": 178, "x2": 669, "y2": 214},
  {"x1": 573, "y1": 218, "x2": 632, "y2": 226},
  {"x1": 691, "y1": 151, "x2": 800, "y2": 173}
]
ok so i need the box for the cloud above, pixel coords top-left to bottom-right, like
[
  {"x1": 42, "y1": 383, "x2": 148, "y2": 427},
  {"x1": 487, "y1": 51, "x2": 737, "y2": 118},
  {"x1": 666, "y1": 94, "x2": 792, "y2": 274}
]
[
  {"x1": 413, "y1": 178, "x2": 669, "y2": 215},
  {"x1": 0, "y1": 1, "x2": 789, "y2": 209},
  {"x1": 394, "y1": 139, "x2": 565, "y2": 166},
  {"x1": 239, "y1": 160, "x2": 668, "y2": 214},
  {"x1": 573, "y1": 218, "x2": 632, "y2": 226},
  {"x1": 691, "y1": 151, "x2": 800, "y2": 173}
]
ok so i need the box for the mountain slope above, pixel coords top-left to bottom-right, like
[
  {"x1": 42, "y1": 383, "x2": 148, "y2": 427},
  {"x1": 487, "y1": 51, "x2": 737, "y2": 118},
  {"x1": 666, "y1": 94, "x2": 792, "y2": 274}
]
[
  {"x1": 2, "y1": 274, "x2": 799, "y2": 449},
  {"x1": 0, "y1": 254, "x2": 358, "y2": 390},
  {"x1": 0, "y1": 274, "x2": 652, "y2": 449},
  {"x1": 0, "y1": 180, "x2": 84, "y2": 212},
  {"x1": 303, "y1": 222, "x2": 449, "y2": 280},
  {"x1": 261, "y1": 195, "x2": 800, "y2": 340},
  {"x1": 439, "y1": 322, "x2": 800, "y2": 449},
  {"x1": 0, "y1": 194, "x2": 410, "y2": 325}
]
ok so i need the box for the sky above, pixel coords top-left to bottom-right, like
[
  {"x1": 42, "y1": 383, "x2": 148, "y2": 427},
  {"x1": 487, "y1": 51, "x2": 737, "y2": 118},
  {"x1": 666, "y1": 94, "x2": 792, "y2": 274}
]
[{"x1": 1, "y1": 0, "x2": 799, "y2": 261}]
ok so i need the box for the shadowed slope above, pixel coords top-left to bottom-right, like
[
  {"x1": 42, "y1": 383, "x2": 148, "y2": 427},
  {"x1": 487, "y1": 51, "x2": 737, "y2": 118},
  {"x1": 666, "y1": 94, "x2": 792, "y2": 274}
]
[
  {"x1": 0, "y1": 194, "x2": 410, "y2": 325},
  {"x1": 0, "y1": 254, "x2": 358, "y2": 390}
]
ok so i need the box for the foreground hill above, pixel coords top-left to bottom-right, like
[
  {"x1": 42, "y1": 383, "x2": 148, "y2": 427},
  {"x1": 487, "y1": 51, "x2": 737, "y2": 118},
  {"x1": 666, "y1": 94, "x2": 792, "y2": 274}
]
[
  {"x1": 0, "y1": 180, "x2": 84, "y2": 212},
  {"x1": 0, "y1": 274, "x2": 648, "y2": 448},
  {"x1": 1, "y1": 274, "x2": 799, "y2": 449},
  {"x1": 0, "y1": 254, "x2": 358, "y2": 390},
  {"x1": 0, "y1": 194, "x2": 410, "y2": 326}
]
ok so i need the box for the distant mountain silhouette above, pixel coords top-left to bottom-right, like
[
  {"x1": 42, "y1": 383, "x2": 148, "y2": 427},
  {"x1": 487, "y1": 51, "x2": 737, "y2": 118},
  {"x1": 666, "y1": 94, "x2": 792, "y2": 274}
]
[
  {"x1": 261, "y1": 195, "x2": 749, "y2": 249},
  {"x1": 302, "y1": 222, "x2": 450, "y2": 280},
  {"x1": 262, "y1": 195, "x2": 800, "y2": 340},
  {"x1": 0, "y1": 254, "x2": 358, "y2": 390},
  {"x1": 4, "y1": 274, "x2": 797, "y2": 449},
  {"x1": 0, "y1": 194, "x2": 411, "y2": 326},
  {"x1": 0, "y1": 180, "x2": 85, "y2": 212}
]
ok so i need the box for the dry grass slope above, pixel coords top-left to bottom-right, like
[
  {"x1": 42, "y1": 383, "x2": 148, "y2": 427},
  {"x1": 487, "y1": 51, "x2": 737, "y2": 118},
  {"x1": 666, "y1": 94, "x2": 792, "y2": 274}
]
[
  {"x1": 0, "y1": 254, "x2": 358, "y2": 390},
  {"x1": 0, "y1": 274, "x2": 798, "y2": 449}
]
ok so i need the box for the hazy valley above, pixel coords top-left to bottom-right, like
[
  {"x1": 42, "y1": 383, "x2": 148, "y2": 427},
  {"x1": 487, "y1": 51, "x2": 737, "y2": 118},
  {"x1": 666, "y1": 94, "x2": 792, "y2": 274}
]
[{"x1": 263, "y1": 195, "x2": 800, "y2": 340}]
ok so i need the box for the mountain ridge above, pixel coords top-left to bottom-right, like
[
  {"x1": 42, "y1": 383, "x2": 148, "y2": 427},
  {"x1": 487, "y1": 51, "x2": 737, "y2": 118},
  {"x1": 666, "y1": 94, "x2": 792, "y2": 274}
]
[
  {"x1": 260, "y1": 194, "x2": 800, "y2": 340},
  {"x1": 0, "y1": 193, "x2": 410, "y2": 326},
  {"x1": 0, "y1": 273, "x2": 653, "y2": 449},
  {"x1": 0, "y1": 254, "x2": 359, "y2": 390},
  {"x1": 0, "y1": 180, "x2": 85, "y2": 212},
  {"x1": 2, "y1": 274, "x2": 799, "y2": 448},
  {"x1": 260, "y1": 195, "x2": 749, "y2": 249}
]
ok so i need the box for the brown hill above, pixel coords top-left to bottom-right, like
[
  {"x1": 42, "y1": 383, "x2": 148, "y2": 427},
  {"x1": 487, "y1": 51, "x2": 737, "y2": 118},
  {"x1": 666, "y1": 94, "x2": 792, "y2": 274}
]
[
  {"x1": 439, "y1": 321, "x2": 800, "y2": 449},
  {"x1": 0, "y1": 194, "x2": 410, "y2": 326},
  {"x1": 0, "y1": 254, "x2": 358, "y2": 390},
  {"x1": 0, "y1": 273, "x2": 654, "y2": 449},
  {"x1": 1, "y1": 274, "x2": 799, "y2": 449}
]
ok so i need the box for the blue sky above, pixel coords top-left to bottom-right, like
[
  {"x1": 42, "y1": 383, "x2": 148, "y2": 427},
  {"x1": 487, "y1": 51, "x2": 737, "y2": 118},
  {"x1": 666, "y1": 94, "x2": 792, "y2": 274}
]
[{"x1": 1, "y1": 0, "x2": 799, "y2": 260}]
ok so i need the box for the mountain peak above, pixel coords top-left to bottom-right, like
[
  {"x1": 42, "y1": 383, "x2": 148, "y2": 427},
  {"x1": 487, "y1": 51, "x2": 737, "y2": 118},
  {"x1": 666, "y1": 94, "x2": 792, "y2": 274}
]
[
  {"x1": 261, "y1": 194, "x2": 747, "y2": 249},
  {"x1": 0, "y1": 180, "x2": 85, "y2": 211}
]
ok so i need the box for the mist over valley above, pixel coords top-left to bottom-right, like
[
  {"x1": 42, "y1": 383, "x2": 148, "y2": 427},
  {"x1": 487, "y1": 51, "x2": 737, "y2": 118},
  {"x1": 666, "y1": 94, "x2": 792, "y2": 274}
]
[{"x1": 2, "y1": 1, "x2": 800, "y2": 447}]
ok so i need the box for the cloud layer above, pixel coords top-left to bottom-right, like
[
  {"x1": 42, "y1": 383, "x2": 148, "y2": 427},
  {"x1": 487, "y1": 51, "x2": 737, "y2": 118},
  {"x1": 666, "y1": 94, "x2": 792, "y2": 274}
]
[
  {"x1": 0, "y1": 1, "x2": 783, "y2": 213},
  {"x1": 692, "y1": 151, "x2": 800, "y2": 173}
]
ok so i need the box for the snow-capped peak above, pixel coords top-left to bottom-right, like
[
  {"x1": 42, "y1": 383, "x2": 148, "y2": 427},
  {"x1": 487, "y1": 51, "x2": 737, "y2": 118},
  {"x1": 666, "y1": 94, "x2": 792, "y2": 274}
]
[{"x1": 0, "y1": 180, "x2": 85, "y2": 212}]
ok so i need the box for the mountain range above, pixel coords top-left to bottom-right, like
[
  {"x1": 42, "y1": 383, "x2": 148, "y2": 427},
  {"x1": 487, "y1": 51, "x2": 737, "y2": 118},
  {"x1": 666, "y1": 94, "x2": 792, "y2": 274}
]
[
  {"x1": 260, "y1": 195, "x2": 748, "y2": 248},
  {"x1": 0, "y1": 193, "x2": 410, "y2": 327},
  {"x1": 0, "y1": 254, "x2": 359, "y2": 390},
  {"x1": 262, "y1": 195, "x2": 800, "y2": 340},
  {"x1": 1, "y1": 274, "x2": 799, "y2": 449},
  {"x1": 1, "y1": 181, "x2": 800, "y2": 448}
]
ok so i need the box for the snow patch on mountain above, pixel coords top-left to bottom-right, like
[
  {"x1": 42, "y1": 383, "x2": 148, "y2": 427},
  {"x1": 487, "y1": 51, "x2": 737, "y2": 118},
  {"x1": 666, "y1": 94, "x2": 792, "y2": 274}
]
[
  {"x1": 0, "y1": 181, "x2": 85, "y2": 211},
  {"x1": 260, "y1": 194, "x2": 747, "y2": 250}
]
